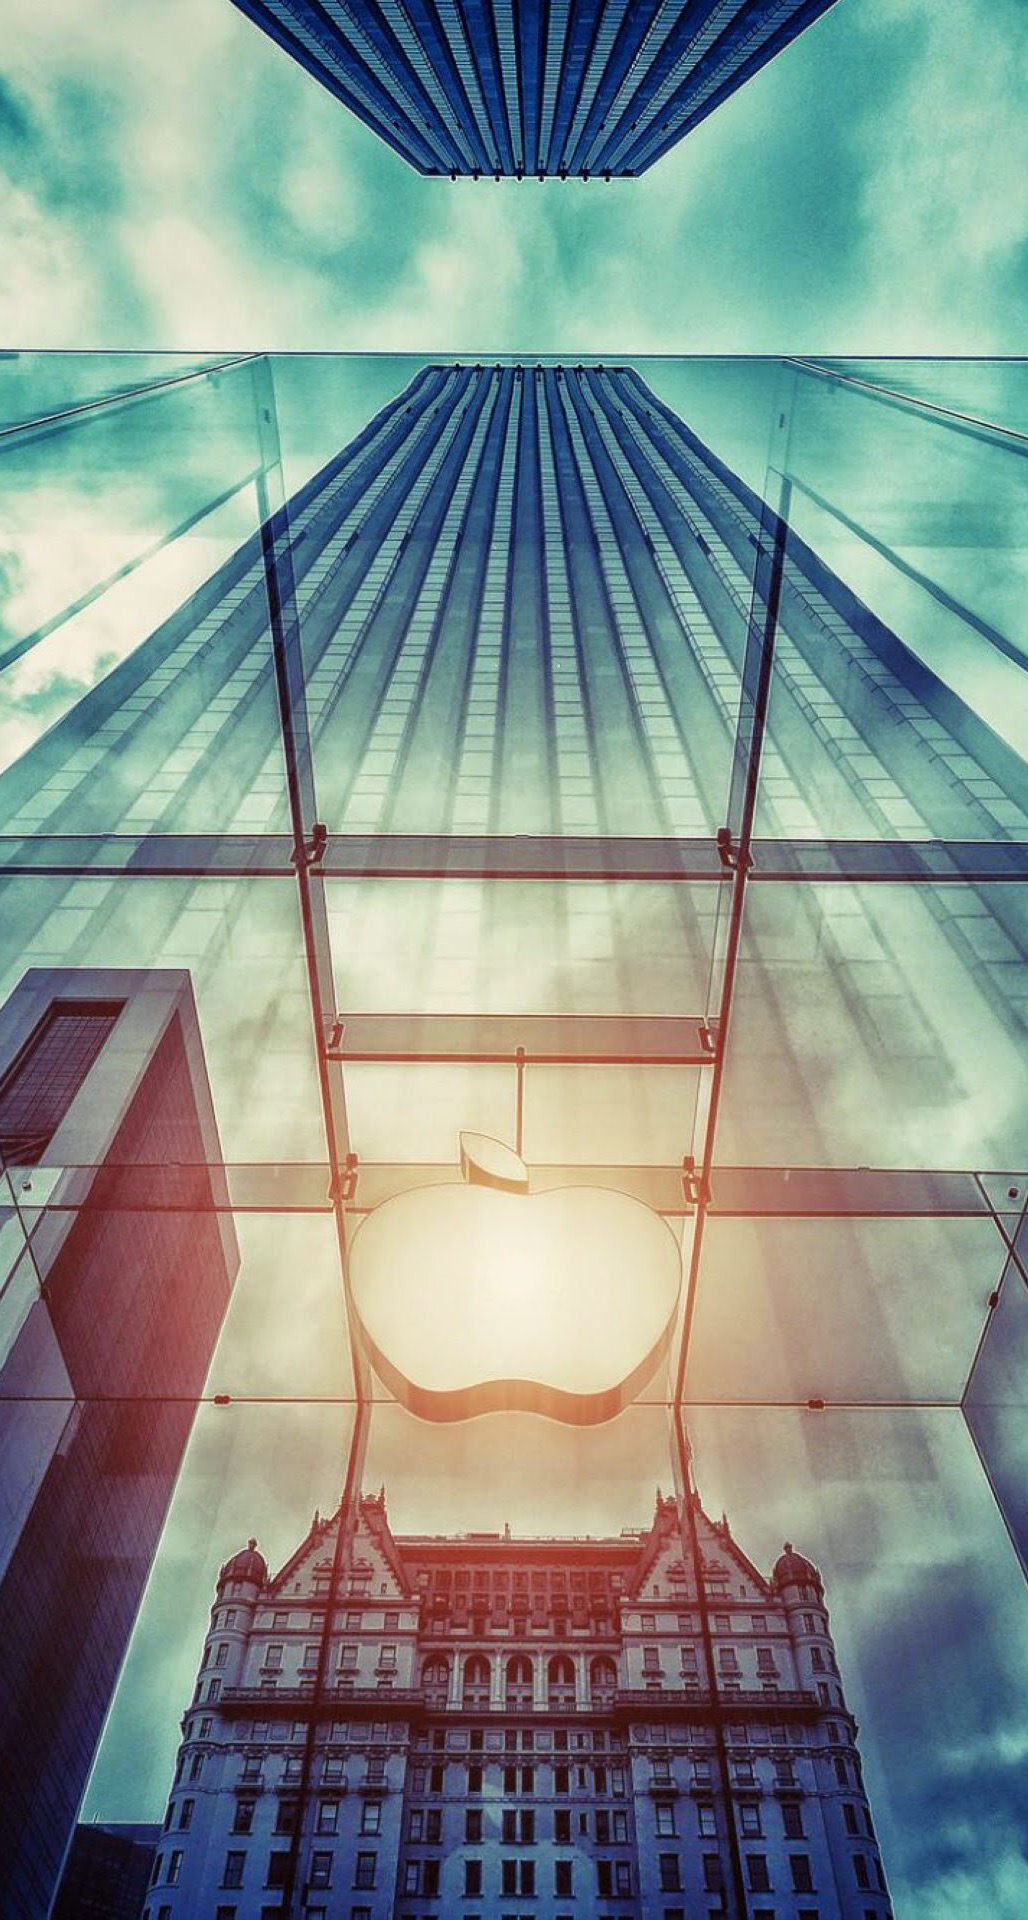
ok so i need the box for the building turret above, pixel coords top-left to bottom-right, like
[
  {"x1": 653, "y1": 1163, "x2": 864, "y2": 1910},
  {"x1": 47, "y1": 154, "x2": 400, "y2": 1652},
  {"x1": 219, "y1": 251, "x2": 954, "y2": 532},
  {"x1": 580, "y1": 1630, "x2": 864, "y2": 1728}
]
[{"x1": 217, "y1": 1536, "x2": 267, "y2": 1595}]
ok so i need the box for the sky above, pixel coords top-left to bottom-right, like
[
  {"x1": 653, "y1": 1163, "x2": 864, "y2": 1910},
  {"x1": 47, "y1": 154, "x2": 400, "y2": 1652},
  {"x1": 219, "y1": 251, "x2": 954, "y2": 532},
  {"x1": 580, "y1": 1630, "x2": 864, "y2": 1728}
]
[
  {"x1": 0, "y1": 0, "x2": 1027, "y2": 354},
  {"x1": 2, "y1": 2, "x2": 1028, "y2": 1913}
]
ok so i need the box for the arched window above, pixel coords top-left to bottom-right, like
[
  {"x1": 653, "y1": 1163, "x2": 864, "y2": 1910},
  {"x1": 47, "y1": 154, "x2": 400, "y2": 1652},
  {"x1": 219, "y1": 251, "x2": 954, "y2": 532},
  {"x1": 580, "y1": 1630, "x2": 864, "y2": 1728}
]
[
  {"x1": 421, "y1": 1656, "x2": 449, "y2": 1707},
  {"x1": 590, "y1": 1655, "x2": 618, "y2": 1707},
  {"x1": 462, "y1": 1654, "x2": 491, "y2": 1711},
  {"x1": 548, "y1": 1654, "x2": 576, "y2": 1711},
  {"x1": 505, "y1": 1654, "x2": 533, "y2": 1710}
]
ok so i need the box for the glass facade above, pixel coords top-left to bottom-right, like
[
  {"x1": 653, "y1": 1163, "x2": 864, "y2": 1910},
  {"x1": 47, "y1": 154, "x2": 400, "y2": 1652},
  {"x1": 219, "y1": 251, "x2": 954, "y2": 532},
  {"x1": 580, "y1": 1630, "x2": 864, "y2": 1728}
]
[
  {"x1": 229, "y1": 0, "x2": 839, "y2": 176},
  {"x1": 1, "y1": 352, "x2": 1026, "y2": 1918}
]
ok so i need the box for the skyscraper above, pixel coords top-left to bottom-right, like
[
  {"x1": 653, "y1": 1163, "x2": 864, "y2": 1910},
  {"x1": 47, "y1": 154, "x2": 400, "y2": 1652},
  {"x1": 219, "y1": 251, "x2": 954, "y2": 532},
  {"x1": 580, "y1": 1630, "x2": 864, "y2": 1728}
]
[
  {"x1": 2, "y1": 364, "x2": 1024, "y2": 856},
  {"x1": 144, "y1": 1490, "x2": 891, "y2": 1920},
  {"x1": 52, "y1": 1823, "x2": 161, "y2": 1920},
  {"x1": 0, "y1": 968, "x2": 238, "y2": 1920},
  {"x1": 229, "y1": 1, "x2": 839, "y2": 177}
]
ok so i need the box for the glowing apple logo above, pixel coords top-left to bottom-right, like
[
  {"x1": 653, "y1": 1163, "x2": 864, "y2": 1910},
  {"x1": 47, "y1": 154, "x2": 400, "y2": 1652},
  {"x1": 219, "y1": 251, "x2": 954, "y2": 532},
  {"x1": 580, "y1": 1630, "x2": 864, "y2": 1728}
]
[{"x1": 348, "y1": 1133, "x2": 681, "y2": 1424}]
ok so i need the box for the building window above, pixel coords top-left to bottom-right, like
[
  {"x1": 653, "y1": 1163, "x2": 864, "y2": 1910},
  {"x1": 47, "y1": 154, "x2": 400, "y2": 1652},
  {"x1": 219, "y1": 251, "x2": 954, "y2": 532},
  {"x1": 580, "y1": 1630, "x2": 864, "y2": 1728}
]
[
  {"x1": 0, "y1": 999, "x2": 122, "y2": 1164},
  {"x1": 178, "y1": 1800, "x2": 194, "y2": 1831},
  {"x1": 275, "y1": 1799, "x2": 297, "y2": 1835},
  {"x1": 233, "y1": 1802, "x2": 256, "y2": 1835},
  {"x1": 308, "y1": 1853, "x2": 332, "y2": 1890},
  {"x1": 354, "y1": 1853, "x2": 377, "y2": 1890},
  {"x1": 189, "y1": 1755, "x2": 204, "y2": 1782},
  {"x1": 703, "y1": 1855, "x2": 724, "y2": 1893},
  {"x1": 223, "y1": 1853, "x2": 246, "y2": 1889},
  {"x1": 782, "y1": 1801, "x2": 805, "y2": 1839},
  {"x1": 554, "y1": 1765, "x2": 569, "y2": 1794},
  {"x1": 555, "y1": 1860, "x2": 573, "y2": 1897},
  {"x1": 265, "y1": 1852, "x2": 289, "y2": 1888},
  {"x1": 318, "y1": 1801, "x2": 340, "y2": 1835},
  {"x1": 425, "y1": 1809, "x2": 442, "y2": 1844},
  {"x1": 463, "y1": 1655, "x2": 491, "y2": 1710},
  {"x1": 554, "y1": 1810, "x2": 571, "y2": 1843},
  {"x1": 659, "y1": 1855, "x2": 682, "y2": 1892},
  {"x1": 166, "y1": 1853, "x2": 182, "y2": 1886},
  {"x1": 747, "y1": 1855, "x2": 771, "y2": 1892},
  {"x1": 465, "y1": 1808, "x2": 482, "y2": 1843},
  {"x1": 548, "y1": 1654, "x2": 576, "y2": 1710},
  {"x1": 467, "y1": 1765, "x2": 483, "y2": 1794},
  {"x1": 790, "y1": 1855, "x2": 815, "y2": 1894},
  {"x1": 464, "y1": 1860, "x2": 482, "y2": 1896},
  {"x1": 615, "y1": 1862, "x2": 633, "y2": 1896},
  {"x1": 855, "y1": 1855, "x2": 870, "y2": 1889},
  {"x1": 740, "y1": 1803, "x2": 763, "y2": 1837},
  {"x1": 655, "y1": 1801, "x2": 676, "y2": 1837},
  {"x1": 505, "y1": 1655, "x2": 533, "y2": 1710},
  {"x1": 697, "y1": 1803, "x2": 717, "y2": 1838}
]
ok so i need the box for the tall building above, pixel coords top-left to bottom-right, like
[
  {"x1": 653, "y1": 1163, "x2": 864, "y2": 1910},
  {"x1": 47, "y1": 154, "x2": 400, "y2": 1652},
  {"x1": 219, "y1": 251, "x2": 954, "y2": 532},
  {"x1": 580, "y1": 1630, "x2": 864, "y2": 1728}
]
[
  {"x1": 144, "y1": 1490, "x2": 891, "y2": 1920},
  {"x1": 2, "y1": 364, "x2": 1024, "y2": 859},
  {"x1": 0, "y1": 968, "x2": 239, "y2": 1920},
  {"x1": 229, "y1": 1, "x2": 839, "y2": 177},
  {"x1": 52, "y1": 1823, "x2": 162, "y2": 1920}
]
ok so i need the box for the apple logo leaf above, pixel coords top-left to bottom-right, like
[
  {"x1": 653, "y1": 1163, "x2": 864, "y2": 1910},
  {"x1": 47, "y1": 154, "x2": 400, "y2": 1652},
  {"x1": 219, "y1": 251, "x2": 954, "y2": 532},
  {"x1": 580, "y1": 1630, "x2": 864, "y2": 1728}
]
[
  {"x1": 459, "y1": 1130, "x2": 529, "y2": 1193},
  {"x1": 348, "y1": 1131, "x2": 682, "y2": 1426}
]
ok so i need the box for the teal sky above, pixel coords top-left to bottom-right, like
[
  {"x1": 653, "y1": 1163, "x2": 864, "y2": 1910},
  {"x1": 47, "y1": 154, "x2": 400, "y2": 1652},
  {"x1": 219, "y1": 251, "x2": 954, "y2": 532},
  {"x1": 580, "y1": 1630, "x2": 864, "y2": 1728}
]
[{"x1": 2, "y1": 0, "x2": 1027, "y2": 353}]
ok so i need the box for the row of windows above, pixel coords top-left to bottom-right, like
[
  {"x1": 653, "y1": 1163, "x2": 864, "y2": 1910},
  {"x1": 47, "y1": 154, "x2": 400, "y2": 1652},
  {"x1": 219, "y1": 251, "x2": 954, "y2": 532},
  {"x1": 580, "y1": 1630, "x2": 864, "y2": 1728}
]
[
  {"x1": 189, "y1": 1849, "x2": 380, "y2": 1892},
  {"x1": 655, "y1": 1852, "x2": 818, "y2": 1896},
  {"x1": 229, "y1": 1796, "x2": 382, "y2": 1837}
]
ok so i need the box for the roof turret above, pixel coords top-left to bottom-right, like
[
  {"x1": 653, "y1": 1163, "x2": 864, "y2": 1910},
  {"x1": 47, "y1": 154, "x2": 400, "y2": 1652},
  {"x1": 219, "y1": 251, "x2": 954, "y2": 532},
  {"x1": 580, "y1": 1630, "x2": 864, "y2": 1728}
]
[
  {"x1": 772, "y1": 1541, "x2": 823, "y2": 1594},
  {"x1": 218, "y1": 1538, "x2": 267, "y2": 1589}
]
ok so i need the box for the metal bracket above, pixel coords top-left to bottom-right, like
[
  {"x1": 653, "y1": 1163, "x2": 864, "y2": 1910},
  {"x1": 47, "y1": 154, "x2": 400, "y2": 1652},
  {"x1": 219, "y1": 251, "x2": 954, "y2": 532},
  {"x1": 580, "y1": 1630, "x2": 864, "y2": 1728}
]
[
  {"x1": 715, "y1": 825, "x2": 753, "y2": 873},
  {"x1": 292, "y1": 821, "x2": 328, "y2": 869},
  {"x1": 681, "y1": 1156, "x2": 708, "y2": 1209},
  {"x1": 329, "y1": 1151, "x2": 359, "y2": 1206}
]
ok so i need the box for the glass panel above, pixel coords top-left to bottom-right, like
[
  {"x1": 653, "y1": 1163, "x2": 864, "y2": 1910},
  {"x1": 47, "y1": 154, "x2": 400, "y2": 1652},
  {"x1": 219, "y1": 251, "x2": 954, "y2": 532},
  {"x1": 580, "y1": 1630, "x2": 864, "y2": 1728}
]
[
  {"x1": 716, "y1": 880, "x2": 1028, "y2": 1169},
  {"x1": 687, "y1": 1213, "x2": 1005, "y2": 1404},
  {"x1": 0, "y1": 361, "x2": 287, "y2": 828},
  {"x1": 964, "y1": 1244, "x2": 1028, "y2": 1576},
  {"x1": 83, "y1": 1401, "x2": 356, "y2": 1820},
  {"x1": 765, "y1": 358, "x2": 1028, "y2": 829}
]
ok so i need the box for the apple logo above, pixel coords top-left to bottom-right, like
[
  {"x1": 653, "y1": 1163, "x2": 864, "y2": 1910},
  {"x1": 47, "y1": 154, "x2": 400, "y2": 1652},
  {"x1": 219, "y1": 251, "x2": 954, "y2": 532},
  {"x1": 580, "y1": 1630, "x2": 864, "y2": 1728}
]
[{"x1": 348, "y1": 1132, "x2": 682, "y2": 1424}]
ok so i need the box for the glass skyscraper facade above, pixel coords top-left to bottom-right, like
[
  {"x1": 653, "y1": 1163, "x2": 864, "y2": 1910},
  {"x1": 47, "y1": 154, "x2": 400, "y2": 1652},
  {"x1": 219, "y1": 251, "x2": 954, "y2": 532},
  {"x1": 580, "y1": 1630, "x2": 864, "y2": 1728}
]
[
  {"x1": 0, "y1": 351, "x2": 1026, "y2": 1918},
  {"x1": 229, "y1": 0, "x2": 839, "y2": 176}
]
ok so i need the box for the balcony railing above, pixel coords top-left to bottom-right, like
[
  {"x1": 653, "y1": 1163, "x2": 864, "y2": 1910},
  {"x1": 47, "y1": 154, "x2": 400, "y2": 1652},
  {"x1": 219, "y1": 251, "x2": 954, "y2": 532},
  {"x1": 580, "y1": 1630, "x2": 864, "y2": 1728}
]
[{"x1": 218, "y1": 1682, "x2": 821, "y2": 1721}]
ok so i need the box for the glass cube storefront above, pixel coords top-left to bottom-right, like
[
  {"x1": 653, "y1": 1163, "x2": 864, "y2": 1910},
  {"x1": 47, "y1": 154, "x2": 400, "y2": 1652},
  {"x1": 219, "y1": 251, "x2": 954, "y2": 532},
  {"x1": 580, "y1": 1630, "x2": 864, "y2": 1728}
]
[{"x1": 1, "y1": 352, "x2": 1026, "y2": 1918}]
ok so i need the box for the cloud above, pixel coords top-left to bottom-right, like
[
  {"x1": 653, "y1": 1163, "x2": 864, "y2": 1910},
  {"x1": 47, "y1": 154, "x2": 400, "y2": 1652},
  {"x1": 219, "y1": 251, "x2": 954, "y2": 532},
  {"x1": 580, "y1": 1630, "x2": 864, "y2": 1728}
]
[{"x1": 1, "y1": 0, "x2": 1027, "y2": 352}]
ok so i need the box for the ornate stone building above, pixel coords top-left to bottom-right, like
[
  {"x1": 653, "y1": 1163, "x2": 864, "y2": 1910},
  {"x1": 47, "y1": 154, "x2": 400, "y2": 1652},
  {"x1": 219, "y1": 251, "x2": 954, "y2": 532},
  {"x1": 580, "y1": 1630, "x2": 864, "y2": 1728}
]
[{"x1": 145, "y1": 1490, "x2": 891, "y2": 1920}]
